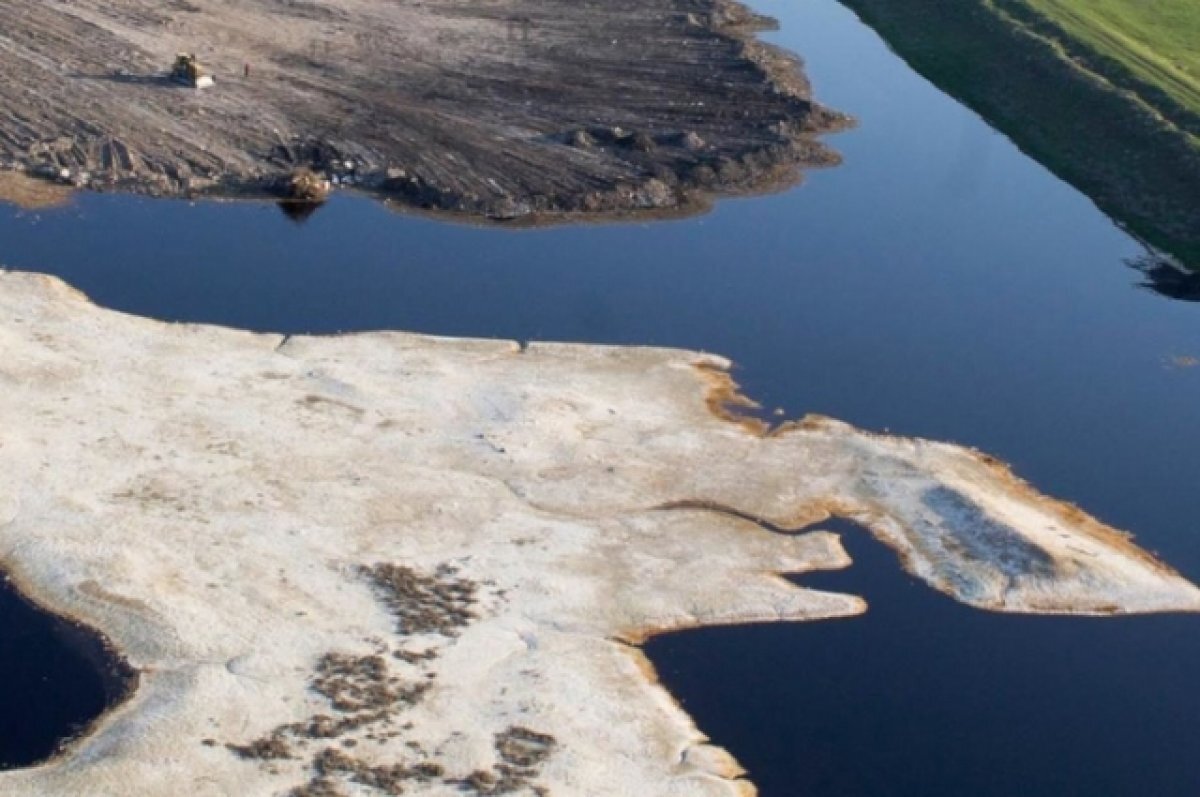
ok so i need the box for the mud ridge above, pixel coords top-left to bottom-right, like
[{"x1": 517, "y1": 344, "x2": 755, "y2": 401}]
[{"x1": 0, "y1": 0, "x2": 851, "y2": 220}]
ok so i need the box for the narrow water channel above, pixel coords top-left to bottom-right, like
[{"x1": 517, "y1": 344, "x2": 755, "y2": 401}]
[{"x1": 0, "y1": 0, "x2": 1197, "y2": 789}]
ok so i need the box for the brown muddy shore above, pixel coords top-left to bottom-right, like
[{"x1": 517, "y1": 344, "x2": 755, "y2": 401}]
[{"x1": 0, "y1": 0, "x2": 850, "y2": 220}]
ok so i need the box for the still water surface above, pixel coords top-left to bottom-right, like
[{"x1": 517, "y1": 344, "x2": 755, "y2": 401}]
[
  {"x1": 0, "y1": 578, "x2": 132, "y2": 768},
  {"x1": 649, "y1": 523, "x2": 1200, "y2": 795},
  {"x1": 0, "y1": 0, "x2": 1197, "y2": 790}
]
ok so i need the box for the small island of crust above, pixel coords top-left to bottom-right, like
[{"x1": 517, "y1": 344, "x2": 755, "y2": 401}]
[{"x1": 0, "y1": 0, "x2": 850, "y2": 219}]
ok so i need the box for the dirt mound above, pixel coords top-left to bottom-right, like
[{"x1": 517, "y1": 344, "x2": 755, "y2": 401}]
[{"x1": 0, "y1": 0, "x2": 851, "y2": 220}]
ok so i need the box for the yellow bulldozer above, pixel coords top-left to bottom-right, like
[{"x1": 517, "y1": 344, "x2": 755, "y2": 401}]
[{"x1": 170, "y1": 54, "x2": 214, "y2": 88}]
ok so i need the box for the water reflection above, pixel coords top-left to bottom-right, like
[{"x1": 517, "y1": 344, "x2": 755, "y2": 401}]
[
  {"x1": 278, "y1": 200, "x2": 326, "y2": 224},
  {"x1": 1128, "y1": 254, "x2": 1200, "y2": 302}
]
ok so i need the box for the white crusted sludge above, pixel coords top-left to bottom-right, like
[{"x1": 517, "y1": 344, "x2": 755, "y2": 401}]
[{"x1": 0, "y1": 270, "x2": 1196, "y2": 796}]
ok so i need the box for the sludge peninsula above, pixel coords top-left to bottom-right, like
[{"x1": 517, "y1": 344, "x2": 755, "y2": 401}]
[{"x1": 0, "y1": 270, "x2": 1197, "y2": 796}]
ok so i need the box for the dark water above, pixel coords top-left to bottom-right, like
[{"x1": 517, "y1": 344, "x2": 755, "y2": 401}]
[
  {"x1": 648, "y1": 521, "x2": 1200, "y2": 796},
  {"x1": 0, "y1": 578, "x2": 133, "y2": 769},
  {"x1": 0, "y1": 0, "x2": 1198, "y2": 788}
]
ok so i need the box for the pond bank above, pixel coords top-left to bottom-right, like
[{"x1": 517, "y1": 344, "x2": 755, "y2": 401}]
[{"x1": 837, "y1": 0, "x2": 1200, "y2": 267}]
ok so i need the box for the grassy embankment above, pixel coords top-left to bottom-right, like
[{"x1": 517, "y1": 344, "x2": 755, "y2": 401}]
[
  {"x1": 838, "y1": 0, "x2": 1200, "y2": 267},
  {"x1": 1015, "y1": 0, "x2": 1198, "y2": 125}
]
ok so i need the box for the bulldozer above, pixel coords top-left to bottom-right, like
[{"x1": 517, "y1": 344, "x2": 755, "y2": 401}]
[{"x1": 170, "y1": 54, "x2": 214, "y2": 88}]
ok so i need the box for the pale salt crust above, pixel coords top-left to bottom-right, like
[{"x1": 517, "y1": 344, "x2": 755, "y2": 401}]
[{"x1": 0, "y1": 269, "x2": 1196, "y2": 796}]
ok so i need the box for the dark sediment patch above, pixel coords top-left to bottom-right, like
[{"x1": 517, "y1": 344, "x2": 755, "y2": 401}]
[
  {"x1": 919, "y1": 485, "x2": 1057, "y2": 581},
  {"x1": 362, "y1": 563, "x2": 480, "y2": 637},
  {"x1": 228, "y1": 562, "x2": 554, "y2": 797}
]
